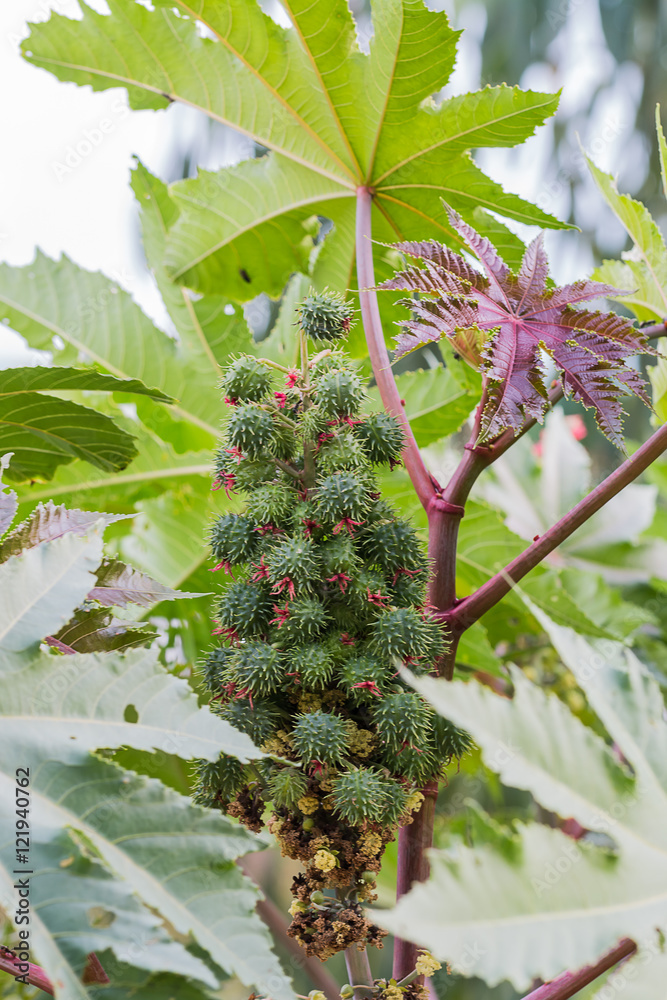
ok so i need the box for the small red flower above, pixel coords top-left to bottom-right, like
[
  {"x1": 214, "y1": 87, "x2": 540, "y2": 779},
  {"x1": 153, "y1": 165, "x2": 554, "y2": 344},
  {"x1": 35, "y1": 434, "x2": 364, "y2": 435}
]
[
  {"x1": 272, "y1": 576, "x2": 296, "y2": 600},
  {"x1": 302, "y1": 518, "x2": 321, "y2": 537},
  {"x1": 223, "y1": 396, "x2": 238, "y2": 406},
  {"x1": 254, "y1": 523, "x2": 283, "y2": 536},
  {"x1": 210, "y1": 560, "x2": 235, "y2": 577},
  {"x1": 286, "y1": 368, "x2": 300, "y2": 388},
  {"x1": 333, "y1": 517, "x2": 364, "y2": 536},
  {"x1": 309, "y1": 760, "x2": 326, "y2": 777},
  {"x1": 366, "y1": 588, "x2": 390, "y2": 607},
  {"x1": 250, "y1": 557, "x2": 270, "y2": 582},
  {"x1": 352, "y1": 680, "x2": 383, "y2": 698},
  {"x1": 340, "y1": 632, "x2": 356, "y2": 646},
  {"x1": 391, "y1": 567, "x2": 421, "y2": 586},
  {"x1": 212, "y1": 625, "x2": 241, "y2": 644},
  {"x1": 274, "y1": 391, "x2": 288, "y2": 408},
  {"x1": 327, "y1": 572, "x2": 352, "y2": 594},
  {"x1": 224, "y1": 445, "x2": 245, "y2": 464},
  {"x1": 269, "y1": 603, "x2": 291, "y2": 627}
]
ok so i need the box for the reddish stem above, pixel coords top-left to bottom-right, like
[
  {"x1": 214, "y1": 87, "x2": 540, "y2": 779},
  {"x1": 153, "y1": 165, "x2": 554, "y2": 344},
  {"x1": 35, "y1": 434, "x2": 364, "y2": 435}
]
[
  {"x1": 443, "y1": 417, "x2": 667, "y2": 640},
  {"x1": 392, "y1": 781, "x2": 438, "y2": 981},
  {"x1": 0, "y1": 948, "x2": 108, "y2": 995},
  {"x1": 520, "y1": 938, "x2": 636, "y2": 999},
  {"x1": 355, "y1": 186, "x2": 436, "y2": 510}
]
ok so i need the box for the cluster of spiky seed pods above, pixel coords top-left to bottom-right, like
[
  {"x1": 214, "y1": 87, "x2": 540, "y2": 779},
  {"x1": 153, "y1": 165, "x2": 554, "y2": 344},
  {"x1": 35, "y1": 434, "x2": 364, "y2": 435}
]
[{"x1": 194, "y1": 290, "x2": 472, "y2": 959}]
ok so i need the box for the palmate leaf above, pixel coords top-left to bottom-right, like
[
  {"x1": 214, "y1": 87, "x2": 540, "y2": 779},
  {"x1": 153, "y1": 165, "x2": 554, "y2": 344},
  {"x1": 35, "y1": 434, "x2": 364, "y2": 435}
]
[
  {"x1": 378, "y1": 646, "x2": 667, "y2": 993},
  {"x1": 22, "y1": 0, "x2": 565, "y2": 306},
  {"x1": 383, "y1": 212, "x2": 653, "y2": 448}
]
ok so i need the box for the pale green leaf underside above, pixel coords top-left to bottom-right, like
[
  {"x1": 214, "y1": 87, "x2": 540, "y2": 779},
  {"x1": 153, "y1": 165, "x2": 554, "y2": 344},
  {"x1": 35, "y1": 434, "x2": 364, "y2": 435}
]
[{"x1": 0, "y1": 644, "x2": 262, "y2": 764}]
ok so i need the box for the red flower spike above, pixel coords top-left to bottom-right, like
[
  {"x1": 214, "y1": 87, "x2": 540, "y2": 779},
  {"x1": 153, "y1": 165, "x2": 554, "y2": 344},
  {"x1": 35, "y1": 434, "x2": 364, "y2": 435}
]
[
  {"x1": 250, "y1": 557, "x2": 271, "y2": 582},
  {"x1": 210, "y1": 560, "x2": 235, "y2": 577},
  {"x1": 224, "y1": 445, "x2": 245, "y2": 464},
  {"x1": 327, "y1": 572, "x2": 352, "y2": 594},
  {"x1": 213, "y1": 625, "x2": 241, "y2": 644},
  {"x1": 352, "y1": 680, "x2": 383, "y2": 698},
  {"x1": 274, "y1": 391, "x2": 288, "y2": 408},
  {"x1": 310, "y1": 760, "x2": 326, "y2": 777},
  {"x1": 315, "y1": 431, "x2": 336, "y2": 451},
  {"x1": 269, "y1": 603, "x2": 291, "y2": 627},
  {"x1": 366, "y1": 588, "x2": 390, "y2": 607},
  {"x1": 272, "y1": 576, "x2": 296, "y2": 600},
  {"x1": 391, "y1": 567, "x2": 421, "y2": 586},
  {"x1": 384, "y1": 209, "x2": 655, "y2": 449},
  {"x1": 340, "y1": 632, "x2": 356, "y2": 646},
  {"x1": 286, "y1": 368, "x2": 300, "y2": 388},
  {"x1": 302, "y1": 518, "x2": 321, "y2": 537},
  {"x1": 333, "y1": 517, "x2": 364, "y2": 536}
]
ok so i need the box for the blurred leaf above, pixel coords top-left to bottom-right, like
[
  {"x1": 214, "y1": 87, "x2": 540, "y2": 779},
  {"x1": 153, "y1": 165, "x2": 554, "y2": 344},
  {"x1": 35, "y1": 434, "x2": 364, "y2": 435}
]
[
  {"x1": 89, "y1": 559, "x2": 209, "y2": 609},
  {"x1": 52, "y1": 606, "x2": 158, "y2": 653},
  {"x1": 0, "y1": 500, "x2": 130, "y2": 562}
]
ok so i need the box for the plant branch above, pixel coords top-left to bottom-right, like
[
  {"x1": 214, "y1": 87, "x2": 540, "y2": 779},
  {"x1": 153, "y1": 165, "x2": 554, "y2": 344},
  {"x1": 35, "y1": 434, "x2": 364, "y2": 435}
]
[
  {"x1": 0, "y1": 947, "x2": 108, "y2": 996},
  {"x1": 443, "y1": 418, "x2": 667, "y2": 641},
  {"x1": 355, "y1": 186, "x2": 436, "y2": 510},
  {"x1": 344, "y1": 942, "x2": 374, "y2": 1000},
  {"x1": 520, "y1": 938, "x2": 636, "y2": 1000},
  {"x1": 391, "y1": 780, "x2": 438, "y2": 981},
  {"x1": 256, "y1": 896, "x2": 341, "y2": 1000}
]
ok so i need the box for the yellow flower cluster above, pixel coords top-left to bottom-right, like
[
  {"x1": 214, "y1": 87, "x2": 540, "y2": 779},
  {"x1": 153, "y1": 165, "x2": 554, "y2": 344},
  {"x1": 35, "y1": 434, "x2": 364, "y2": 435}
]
[
  {"x1": 359, "y1": 830, "x2": 383, "y2": 855},
  {"x1": 288, "y1": 900, "x2": 308, "y2": 917},
  {"x1": 312, "y1": 849, "x2": 337, "y2": 872},
  {"x1": 297, "y1": 795, "x2": 320, "y2": 815},
  {"x1": 298, "y1": 692, "x2": 323, "y2": 712},
  {"x1": 260, "y1": 729, "x2": 293, "y2": 756},
  {"x1": 382, "y1": 986, "x2": 403, "y2": 1000},
  {"x1": 415, "y1": 951, "x2": 441, "y2": 977},
  {"x1": 344, "y1": 719, "x2": 376, "y2": 757},
  {"x1": 405, "y1": 791, "x2": 424, "y2": 814}
]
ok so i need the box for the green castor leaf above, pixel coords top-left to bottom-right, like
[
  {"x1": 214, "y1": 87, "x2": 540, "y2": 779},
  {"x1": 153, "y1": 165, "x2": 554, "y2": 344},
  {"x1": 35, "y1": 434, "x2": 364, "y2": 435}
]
[
  {"x1": 361, "y1": 518, "x2": 426, "y2": 574},
  {"x1": 226, "y1": 403, "x2": 275, "y2": 458},
  {"x1": 231, "y1": 641, "x2": 284, "y2": 696},
  {"x1": 314, "y1": 472, "x2": 370, "y2": 523},
  {"x1": 291, "y1": 644, "x2": 336, "y2": 689},
  {"x1": 373, "y1": 691, "x2": 431, "y2": 752},
  {"x1": 200, "y1": 645, "x2": 236, "y2": 694},
  {"x1": 330, "y1": 767, "x2": 389, "y2": 824},
  {"x1": 315, "y1": 369, "x2": 365, "y2": 418},
  {"x1": 221, "y1": 356, "x2": 272, "y2": 402},
  {"x1": 292, "y1": 709, "x2": 350, "y2": 765},
  {"x1": 370, "y1": 607, "x2": 444, "y2": 663},
  {"x1": 246, "y1": 482, "x2": 298, "y2": 526},
  {"x1": 218, "y1": 582, "x2": 273, "y2": 637},
  {"x1": 298, "y1": 289, "x2": 355, "y2": 343},
  {"x1": 210, "y1": 513, "x2": 258, "y2": 565},
  {"x1": 192, "y1": 754, "x2": 245, "y2": 807},
  {"x1": 217, "y1": 698, "x2": 281, "y2": 744},
  {"x1": 267, "y1": 767, "x2": 308, "y2": 808},
  {"x1": 338, "y1": 655, "x2": 391, "y2": 703},
  {"x1": 354, "y1": 413, "x2": 404, "y2": 465}
]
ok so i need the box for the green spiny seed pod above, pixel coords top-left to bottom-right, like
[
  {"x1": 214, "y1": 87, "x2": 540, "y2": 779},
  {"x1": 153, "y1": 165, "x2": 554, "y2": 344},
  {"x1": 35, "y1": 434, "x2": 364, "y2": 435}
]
[
  {"x1": 200, "y1": 646, "x2": 235, "y2": 693},
  {"x1": 380, "y1": 778, "x2": 410, "y2": 825},
  {"x1": 210, "y1": 513, "x2": 258, "y2": 565},
  {"x1": 315, "y1": 370, "x2": 365, "y2": 418},
  {"x1": 267, "y1": 767, "x2": 308, "y2": 809},
  {"x1": 345, "y1": 567, "x2": 390, "y2": 614},
  {"x1": 292, "y1": 710, "x2": 350, "y2": 765},
  {"x1": 217, "y1": 698, "x2": 281, "y2": 744},
  {"x1": 269, "y1": 419, "x2": 299, "y2": 462},
  {"x1": 291, "y1": 644, "x2": 336, "y2": 689},
  {"x1": 370, "y1": 607, "x2": 443, "y2": 662},
  {"x1": 231, "y1": 641, "x2": 284, "y2": 696},
  {"x1": 331, "y1": 767, "x2": 389, "y2": 824},
  {"x1": 298, "y1": 289, "x2": 355, "y2": 343},
  {"x1": 310, "y1": 350, "x2": 349, "y2": 376},
  {"x1": 221, "y1": 356, "x2": 272, "y2": 402},
  {"x1": 390, "y1": 570, "x2": 428, "y2": 607},
  {"x1": 338, "y1": 656, "x2": 391, "y2": 704},
  {"x1": 266, "y1": 536, "x2": 321, "y2": 594},
  {"x1": 220, "y1": 453, "x2": 278, "y2": 491},
  {"x1": 317, "y1": 431, "x2": 367, "y2": 474},
  {"x1": 433, "y1": 717, "x2": 474, "y2": 762},
  {"x1": 314, "y1": 472, "x2": 370, "y2": 523},
  {"x1": 218, "y1": 582, "x2": 273, "y2": 637},
  {"x1": 373, "y1": 691, "x2": 431, "y2": 752},
  {"x1": 354, "y1": 413, "x2": 404, "y2": 465},
  {"x1": 246, "y1": 483, "x2": 298, "y2": 527},
  {"x1": 320, "y1": 536, "x2": 359, "y2": 577},
  {"x1": 226, "y1": 404, "x2": 275, "y2": 458},
  {"x1": 362, "y1": 519, "x2": 427, "y2": 574},
  {"x1": 273, "y1": 597, "x2": 330, "y2": 644},
  {"x1": 388, "y1": 741, "x2": 440, "y2": 783},
  {"x1": 192, "y1": 755, "x2": 245, "y2": 807},
  {"x1": 298, "y1": 405, "x2": 331, "y2": 445}
]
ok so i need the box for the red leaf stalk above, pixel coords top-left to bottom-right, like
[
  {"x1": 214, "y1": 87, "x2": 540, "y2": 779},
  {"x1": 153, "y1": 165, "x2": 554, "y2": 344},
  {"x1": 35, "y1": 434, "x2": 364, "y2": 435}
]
[{"x1": 520, "y1": 938, "x2": 636, "y2": 999}]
